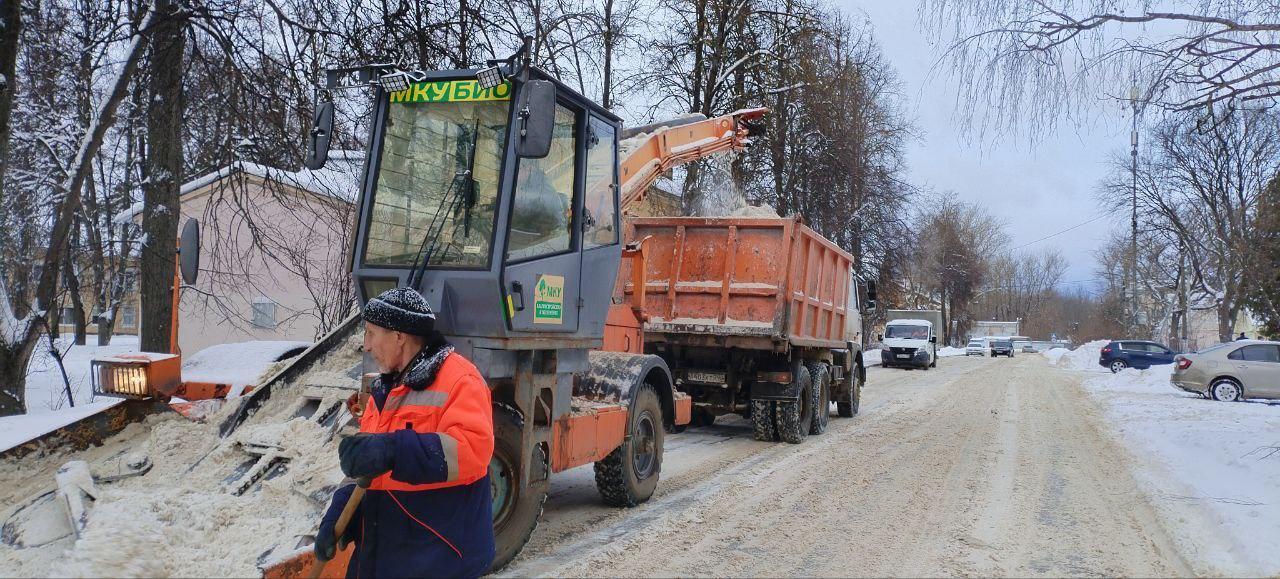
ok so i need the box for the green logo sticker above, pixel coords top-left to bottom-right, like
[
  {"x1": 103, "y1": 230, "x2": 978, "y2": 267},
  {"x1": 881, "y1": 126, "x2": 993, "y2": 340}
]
[{"x1": 533, "y1": 275, "x2": 565, "y2": 324}]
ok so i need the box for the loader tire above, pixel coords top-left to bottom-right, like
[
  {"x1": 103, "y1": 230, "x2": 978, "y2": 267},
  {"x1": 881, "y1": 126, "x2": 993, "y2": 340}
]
[
  {"x1": 776, "y1": 365, "x2": 812, "y2": 444},
  {"x1": 807, "y1": 362, "x2": 830, "y2": 435},
  {"x1": 837, "y1": 364, "x2": 862, "y2": 417},
  {"x1": 751, "y1": 399, "x2": 777, "y2": 441},
  {"x1": 489, "y1": 406, "x2": 547, "y2": 573},
  {"x1": 595, "y1": 384, "x2": 664, "y2": 507}
]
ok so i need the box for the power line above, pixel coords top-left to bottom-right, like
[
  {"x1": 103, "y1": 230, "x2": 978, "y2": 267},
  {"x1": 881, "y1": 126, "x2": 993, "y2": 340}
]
[{"x1": 1010, "y1": 214, "x2": 1110, "y2": 251}]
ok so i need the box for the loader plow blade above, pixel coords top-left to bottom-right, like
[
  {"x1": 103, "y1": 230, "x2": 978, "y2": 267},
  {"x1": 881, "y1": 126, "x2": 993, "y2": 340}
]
[{"x1": 0, "y1": 399, "x2": 172, "y2": 461}]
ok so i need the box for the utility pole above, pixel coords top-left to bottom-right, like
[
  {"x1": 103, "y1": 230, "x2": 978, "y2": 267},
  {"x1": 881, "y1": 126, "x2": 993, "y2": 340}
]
[{"x1": 1129, "y1": 86, "x2": 1143, "y2": 337}]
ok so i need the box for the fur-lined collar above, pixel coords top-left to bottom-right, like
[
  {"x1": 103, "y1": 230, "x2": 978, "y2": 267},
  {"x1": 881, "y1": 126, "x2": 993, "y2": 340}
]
[{"x1": 381, "y1": 343, "x2": 456, "y2": 391}]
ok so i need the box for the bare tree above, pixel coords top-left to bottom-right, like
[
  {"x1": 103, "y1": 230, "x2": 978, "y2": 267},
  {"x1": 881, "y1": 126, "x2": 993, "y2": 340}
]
[
  {"x1": 1098, "y1": 107, "x2": 1280, "y2": 342},
  {"x1": 140, "y1": 0, "x2": 184, "y2": 353},
  {"x1": 0, "y1": 4, "x2": 156, "y2": 415},
  {"x1": 924, "y1": 1, "x2": 1280, "y2": 138}
]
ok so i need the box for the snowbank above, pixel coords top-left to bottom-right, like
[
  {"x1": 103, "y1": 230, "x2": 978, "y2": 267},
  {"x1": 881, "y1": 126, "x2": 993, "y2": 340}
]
[
  {"x1": 937, "y1": 346, "x2": 967, "y2": 357},
  {"x1": 1078, "y1": 361, "x2": 1280, "y2": 575},
  {"x1": 1044, "y1": 339, "x2": 1108, "y2": 372},
  {"x1": 863, "y1": 348, "x2": 881, "y2": 367},
  {"x1": 181, "y1": 340, "x2": 310, "y2": 388}
]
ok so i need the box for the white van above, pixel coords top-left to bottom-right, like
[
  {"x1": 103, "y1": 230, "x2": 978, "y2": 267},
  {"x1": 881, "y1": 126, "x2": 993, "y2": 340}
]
[{"x1": 880, "y1": 318, "x2": 938, "y2": 369}]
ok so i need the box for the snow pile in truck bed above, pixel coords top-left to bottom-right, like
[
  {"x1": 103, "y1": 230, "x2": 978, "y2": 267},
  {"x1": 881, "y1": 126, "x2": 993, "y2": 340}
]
[{"x1": 1079, "y1": 365, "x2": 1280, "y2": 575}]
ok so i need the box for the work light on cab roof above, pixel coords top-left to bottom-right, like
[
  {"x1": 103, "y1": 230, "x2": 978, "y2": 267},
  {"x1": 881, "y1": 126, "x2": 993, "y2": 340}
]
[{"x1": 476, "y1": 65, "x2": 505, "y2": 90}]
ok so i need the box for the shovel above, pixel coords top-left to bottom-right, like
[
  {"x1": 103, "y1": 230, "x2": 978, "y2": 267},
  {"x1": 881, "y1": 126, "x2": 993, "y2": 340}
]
[{"x1": 309, "y1": 477, "x2": 370, "y2": 579}]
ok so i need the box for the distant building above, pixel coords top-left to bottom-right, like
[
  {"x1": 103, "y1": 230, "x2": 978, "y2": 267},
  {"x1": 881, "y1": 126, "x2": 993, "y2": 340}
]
[
  {"x1": 971, "y1": 320, "x2": 1020, "y2": 339},
  {"x1": 116, "y1": 152, "x2": 362, "y2": 354}
]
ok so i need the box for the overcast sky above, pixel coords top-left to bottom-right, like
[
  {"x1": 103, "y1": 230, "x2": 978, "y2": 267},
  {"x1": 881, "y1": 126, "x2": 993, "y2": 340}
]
[{"x1": 848, "y1": 3, "x2": 1135, "y2": 294}]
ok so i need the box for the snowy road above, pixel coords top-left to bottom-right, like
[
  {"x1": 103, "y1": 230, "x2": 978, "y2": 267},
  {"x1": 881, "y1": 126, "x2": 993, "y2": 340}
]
[{"x1": 500, "y1": 355, "x2": 1192, "y2": 577}]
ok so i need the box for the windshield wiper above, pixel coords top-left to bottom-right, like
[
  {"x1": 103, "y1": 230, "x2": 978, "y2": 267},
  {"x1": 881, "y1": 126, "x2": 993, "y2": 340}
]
[{"x1": 406, "y1": 122, "x2": 482, "y2": 288}]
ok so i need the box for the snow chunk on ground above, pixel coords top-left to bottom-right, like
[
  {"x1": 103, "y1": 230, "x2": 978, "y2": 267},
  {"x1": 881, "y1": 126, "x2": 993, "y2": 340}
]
[
  {"x1": 1078, "y1": 361, "x2": 1280, "y2": 575},
  {"x1": 181, "y1": 340, "x2": 310, "y2": 388},
  {"x1": 937, "y1": 346, "x2": 967, "y2": 357},
  {"x1": 863, "y1": 348, "x2": 881, "y2": 367}
]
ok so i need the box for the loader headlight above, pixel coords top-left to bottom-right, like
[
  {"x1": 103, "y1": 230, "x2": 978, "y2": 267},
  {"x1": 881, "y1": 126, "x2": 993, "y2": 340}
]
[
  {"x1": 378, "y1": 70, "x2": 412, "y2": 93},
  {"x1": 476, "y1": 66, "x2": 505, "y2": 90}
]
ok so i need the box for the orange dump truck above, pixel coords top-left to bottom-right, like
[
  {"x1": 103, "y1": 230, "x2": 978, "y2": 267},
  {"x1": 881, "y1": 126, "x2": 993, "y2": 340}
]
[{"x1": 624, "y1": 215, "x2": 871, "y2": 443}]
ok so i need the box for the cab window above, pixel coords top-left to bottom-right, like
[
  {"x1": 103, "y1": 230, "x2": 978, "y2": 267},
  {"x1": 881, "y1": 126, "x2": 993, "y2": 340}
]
[
  {"x1": 582, "y1": 118, "x2": 618, "y2": 248},
  {"x1": 507, "y1": 104, "x2": 577, "y2": 261}
]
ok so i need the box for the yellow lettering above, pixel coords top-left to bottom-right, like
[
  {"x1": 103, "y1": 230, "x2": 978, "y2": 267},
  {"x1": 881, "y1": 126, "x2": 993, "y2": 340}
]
[
  {"x1": 389, "y1": 89, "x2": 410, "y2": 103},
  {"x1": 411, "y1": 83, "x2": 429, "y2": 102},
  {"x1": 493, "y1": 82, "x2": 511, "y2": 100}
]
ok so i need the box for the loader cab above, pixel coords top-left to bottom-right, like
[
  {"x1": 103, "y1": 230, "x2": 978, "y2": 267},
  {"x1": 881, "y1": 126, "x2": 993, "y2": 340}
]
[{"x1": 348, "y1": 66, "x2": 623, "y2": 349}]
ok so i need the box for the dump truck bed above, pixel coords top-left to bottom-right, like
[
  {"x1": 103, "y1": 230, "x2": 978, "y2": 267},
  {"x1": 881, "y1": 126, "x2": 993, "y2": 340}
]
[{"x1": 627, "y1": 216, "x2": 854, "y2": 351}]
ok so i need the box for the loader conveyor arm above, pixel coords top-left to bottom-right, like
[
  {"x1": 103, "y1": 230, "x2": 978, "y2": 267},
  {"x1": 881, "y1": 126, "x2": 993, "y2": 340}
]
[{"x1": 618, "y1": 107, "x2": 766, "y2": 211}]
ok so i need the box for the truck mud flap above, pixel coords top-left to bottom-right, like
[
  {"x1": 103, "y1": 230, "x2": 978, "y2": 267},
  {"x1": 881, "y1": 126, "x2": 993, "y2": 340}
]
[
  {"x1": 0, "y1": 399, "x2": 173, "y2": 461},
  {"x1": 750, "y1": 381, "x2": 802, "y2": 401}
]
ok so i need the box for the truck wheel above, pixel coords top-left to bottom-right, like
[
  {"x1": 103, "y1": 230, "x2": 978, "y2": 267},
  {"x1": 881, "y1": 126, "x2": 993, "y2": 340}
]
[
  {"x1": 595, "y1": 383, "x2": 664, "y2": 507},
  {"x1": 489, "y1": 406, "x2": 547, "y2": 572},
  {"x1": 837, "y1": 364, "x2": 861, "y2": 417},
  {"x1": 751, "y1": 399, "x2": 777, "y2": 441},
  {"x1": 807, "y1": 362, "x2": 830, "y2": 434},
  {"x1": 776, "y1": 365, "x2": 812, "y2": 444}
]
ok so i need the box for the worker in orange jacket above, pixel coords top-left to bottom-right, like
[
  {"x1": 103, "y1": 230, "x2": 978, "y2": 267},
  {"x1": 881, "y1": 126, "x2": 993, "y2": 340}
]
[{"x1": 316, "y1": 287, "x2": 496, "y2": 578}]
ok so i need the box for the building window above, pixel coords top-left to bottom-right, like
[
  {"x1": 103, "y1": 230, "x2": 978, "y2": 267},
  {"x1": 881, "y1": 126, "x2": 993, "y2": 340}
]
[
  {"x1": 121, "y1": 304, "x2": 137, "y2": 328},
  {"x1": 252, "y1": 297, "x2": 277, "y2": 329},
  {"x1": 61, "y1": 306, "x2": 76, "y2": 322}
]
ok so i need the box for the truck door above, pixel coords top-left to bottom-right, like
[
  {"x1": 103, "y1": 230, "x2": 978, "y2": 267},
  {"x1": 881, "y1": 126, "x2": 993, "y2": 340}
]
[
  {"x1": 502, "y1": 102, "x2": 582, "y2": 333},
  {"x1": 578, "y1": 115, "x2": 623, "y2": 334}
]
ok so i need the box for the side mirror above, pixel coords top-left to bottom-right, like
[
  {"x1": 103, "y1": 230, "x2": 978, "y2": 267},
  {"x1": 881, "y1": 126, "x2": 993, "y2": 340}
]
[
  {"x1": 929, "y1": 336, "x2": 937, "y2": 343},
  {"x1": 179, "y1": 219, "x2": 200, "y2": 285},
  {"x1": 304, "y1": 97, "x2": 335, "y2": 170},
  {"x1": 876, "y1": 333, "x2": 883, "y2": 341},
  {"x1": 863, "y1": 280, "x2": 878, "y2": 311},
  {"x1": 516, "y1": 80, "x2": 556, "y2": 158}
]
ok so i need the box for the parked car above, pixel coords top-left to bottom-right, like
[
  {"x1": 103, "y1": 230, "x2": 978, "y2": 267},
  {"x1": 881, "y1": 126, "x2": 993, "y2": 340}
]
[
  {"x1": 965, "y1": 340, "x2": 986, "y2": 356},
  {"x1": 990, "y1": 339, "x2": 1015, "y2": 357},
  {"x1": 1098, "y1": 340, "x2": 1178, "y2": 373},
  {"x1": 1171, "y1": 340, "x2": 1280, "y2": 402}
]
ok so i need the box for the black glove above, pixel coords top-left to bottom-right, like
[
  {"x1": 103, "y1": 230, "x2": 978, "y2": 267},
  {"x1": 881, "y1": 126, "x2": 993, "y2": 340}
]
[{"x1": 339, "y1": 433, "x2": 396, "y2": 480}]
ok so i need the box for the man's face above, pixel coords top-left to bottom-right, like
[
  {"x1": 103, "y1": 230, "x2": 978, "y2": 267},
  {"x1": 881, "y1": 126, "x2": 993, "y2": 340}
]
[{"x1": 363, "y1": 323, "x2": 404, "y2": 374}]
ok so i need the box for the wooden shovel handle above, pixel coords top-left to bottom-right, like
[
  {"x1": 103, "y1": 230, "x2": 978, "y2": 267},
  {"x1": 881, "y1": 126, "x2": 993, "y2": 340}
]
[{"x1": 309, "y1": 479, "x2": 369, "y2": 579}]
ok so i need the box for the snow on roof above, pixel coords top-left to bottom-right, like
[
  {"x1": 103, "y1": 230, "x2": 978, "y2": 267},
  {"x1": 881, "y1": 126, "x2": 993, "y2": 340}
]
[
  {"x1": 887, "y1": 318, "x2": 933, "y2": 326},
  {"x1": 114, "y1": 151, "x2": 364, "y2": 224},
  {"x1": 181, "y1": 340, "x2": 311, "y2": 388}
]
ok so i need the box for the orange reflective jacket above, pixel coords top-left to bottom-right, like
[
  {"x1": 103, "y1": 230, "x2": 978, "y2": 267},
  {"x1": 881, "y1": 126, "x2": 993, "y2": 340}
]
[{"x1": 358, "y1": 352, "x2": 495, "y2": 491}]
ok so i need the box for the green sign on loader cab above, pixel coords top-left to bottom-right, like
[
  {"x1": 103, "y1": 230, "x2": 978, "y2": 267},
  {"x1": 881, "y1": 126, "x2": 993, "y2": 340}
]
[
  {"x1": 389, "y1": 79, "x2": 513, "y2": 103},
  {"x1": 533, "y1": 275, "x2": 565, "y2": 324}
]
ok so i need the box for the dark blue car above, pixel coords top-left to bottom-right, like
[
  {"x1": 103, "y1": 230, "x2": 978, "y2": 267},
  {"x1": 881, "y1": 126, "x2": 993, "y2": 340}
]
[{"x1": 1098, "y1": 340, "x2": 1178, "y2": 373}]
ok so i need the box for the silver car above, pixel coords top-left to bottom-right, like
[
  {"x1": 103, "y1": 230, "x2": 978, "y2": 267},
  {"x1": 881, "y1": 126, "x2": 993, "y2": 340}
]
[{"x1": 1171, "y1": 340, "x2": 1280, "y2": 402}]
